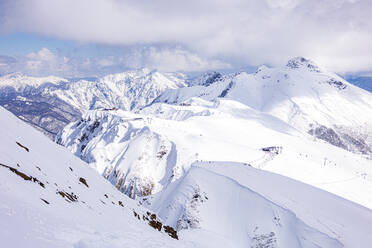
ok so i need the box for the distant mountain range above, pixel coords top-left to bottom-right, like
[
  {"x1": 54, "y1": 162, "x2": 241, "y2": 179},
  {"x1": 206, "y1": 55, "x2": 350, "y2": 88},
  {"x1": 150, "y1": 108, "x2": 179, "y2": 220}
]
[{"x1": 0, "y1": 69, "x2": 186, "y2": 138}]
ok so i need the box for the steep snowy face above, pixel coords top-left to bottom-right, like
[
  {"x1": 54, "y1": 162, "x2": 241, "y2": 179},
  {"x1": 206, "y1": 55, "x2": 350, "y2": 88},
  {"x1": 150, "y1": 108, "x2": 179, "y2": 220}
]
[
  {"x1": 0, "y1": 69, "x2": 186, "y2": 138},
  {"x1": 56, "y1": 109, "x2": 178, "y2": 199},
  {"x1": 156, "y1": 58, "x2": 372, "y2": 155}
]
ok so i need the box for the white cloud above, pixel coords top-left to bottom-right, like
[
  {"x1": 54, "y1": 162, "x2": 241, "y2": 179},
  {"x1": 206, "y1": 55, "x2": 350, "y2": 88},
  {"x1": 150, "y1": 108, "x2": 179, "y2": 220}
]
[
  {"x1": 26, "y1": 48, "x2": 56, "y2": 61},
  {"x1": 1, "y1": 0, "x2": 372, "y2": 72},
  {"x1": 0, "y1": 48, "x2": 74, "y2": 76}
]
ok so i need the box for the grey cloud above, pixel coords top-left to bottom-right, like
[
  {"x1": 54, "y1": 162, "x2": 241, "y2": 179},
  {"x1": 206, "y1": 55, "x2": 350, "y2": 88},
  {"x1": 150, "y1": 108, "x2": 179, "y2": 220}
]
[{"x1": 1, "y1": 0, "x2": 372, "y2": 72}]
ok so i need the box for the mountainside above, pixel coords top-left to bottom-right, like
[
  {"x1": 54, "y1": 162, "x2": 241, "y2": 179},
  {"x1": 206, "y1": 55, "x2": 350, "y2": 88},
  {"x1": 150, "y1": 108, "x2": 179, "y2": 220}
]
[
  {"x1": 56, "y1": 109, "x2": 177, "y2": 198},
  {"x1": 156, "y1": 57, "x2": 372, "y2": 155},
  {"x1": 2, "y1": 106, "x2": 372, "y2": 247},
  {"x1": 0, "y1": 69, "x2": 186, "y2": 138},
  {"x1": 0, "y1": 106, "x2": 185, "y2": 247}
]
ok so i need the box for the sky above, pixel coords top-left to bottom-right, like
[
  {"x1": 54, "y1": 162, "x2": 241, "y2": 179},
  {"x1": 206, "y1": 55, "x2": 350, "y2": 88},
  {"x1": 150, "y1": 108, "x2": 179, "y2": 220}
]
[{"x1": 0, "y1": 0, "x2": 372, "y2": 77}]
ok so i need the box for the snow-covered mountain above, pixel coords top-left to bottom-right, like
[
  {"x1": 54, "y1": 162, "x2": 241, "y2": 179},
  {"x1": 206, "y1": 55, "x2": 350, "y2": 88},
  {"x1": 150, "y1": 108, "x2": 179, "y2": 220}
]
[
  {"x1": 2, "y1": 106, "x2": 372, "y2": 247},
  {"x1": 156, "y1": 57, "x2": 372, "y2": 155},
  {"x1": 0, "y1": 69, "x2": 186, "y2": 138},
  {"x1": 0, "y1": 72, "x2": 68, "y2": 90},
  {"x1": 56, "y1": 58, "x2": 372, "y2": 216}
]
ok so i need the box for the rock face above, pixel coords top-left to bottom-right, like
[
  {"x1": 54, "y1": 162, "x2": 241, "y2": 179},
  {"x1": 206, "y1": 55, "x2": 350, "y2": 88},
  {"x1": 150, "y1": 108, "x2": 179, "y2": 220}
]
[
  {"x1": 309, "y1": 125, "x2": 372, "y2": 155},
  {"x1": 0, "y1": 69, "x2": 186, "y2": 139},
  {"x1": 286, "y1": 56, "x2": 322, "y2": 72}
]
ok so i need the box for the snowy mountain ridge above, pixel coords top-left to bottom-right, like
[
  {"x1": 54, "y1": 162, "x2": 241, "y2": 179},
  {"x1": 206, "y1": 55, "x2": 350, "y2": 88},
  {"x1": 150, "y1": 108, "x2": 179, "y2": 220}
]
[
  {"x1": 0, "y1": 72, "x2": 68, "y2": 91},
  {"x1": 0, "y1": 69, "x2": 187, "y2": 138}
]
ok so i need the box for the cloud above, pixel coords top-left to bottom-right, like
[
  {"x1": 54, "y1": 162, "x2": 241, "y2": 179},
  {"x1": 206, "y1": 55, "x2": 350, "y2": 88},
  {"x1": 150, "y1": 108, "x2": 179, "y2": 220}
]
[
  {"x1": 0, "y1": 48, "x2": 74, "y2": 76},
  {"x1": 1, "y1": 0, "x2": 372, "y2": 72},
  {"x1": 122, "y1": 47, "x2": 230, "y2": 72},
  {"x1": 26, "y1": 48, "x2": 56, "y2": 61},
  {"x1": 0, "y1": 55, "x2": 17, "y2": 76},
  {"x1": 0, "y1": 47, "x2": 230, "y2": 77}
]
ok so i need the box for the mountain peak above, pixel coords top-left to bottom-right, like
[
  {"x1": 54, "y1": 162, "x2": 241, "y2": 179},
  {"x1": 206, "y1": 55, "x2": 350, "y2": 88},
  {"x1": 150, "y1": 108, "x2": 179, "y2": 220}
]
[
  {"x1": 188, "y1": 71, "x2": 223, "y2": 87},
  {"x1": 286, "y1": 57, "x2": 321, "y2": 72},
  {"x1": 256, "y1": 65, "x2": 269, "y2": 73}
]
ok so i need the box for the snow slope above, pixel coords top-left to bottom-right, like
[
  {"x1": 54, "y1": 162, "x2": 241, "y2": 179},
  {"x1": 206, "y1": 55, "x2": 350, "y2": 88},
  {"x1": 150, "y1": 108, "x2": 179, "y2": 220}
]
[
  {"x1": 148, "y1": 161, "x2": 372, "y2": 248},
  {"x1": 0, "y1": 106, "x2": 192, "y2": 247}
]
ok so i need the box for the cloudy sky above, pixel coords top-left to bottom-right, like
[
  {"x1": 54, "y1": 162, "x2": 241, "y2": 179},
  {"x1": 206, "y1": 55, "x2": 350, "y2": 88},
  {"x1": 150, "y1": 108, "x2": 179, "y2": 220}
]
[{"x1": 0, "y1": 0, "x2": 371, "y2": 77}]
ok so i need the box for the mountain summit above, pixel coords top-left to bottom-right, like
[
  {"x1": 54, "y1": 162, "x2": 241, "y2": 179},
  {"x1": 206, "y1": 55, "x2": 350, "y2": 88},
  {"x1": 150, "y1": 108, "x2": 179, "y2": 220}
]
[{"x1": 286, "y1": 57, "x2": 322, "y2": 72}]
